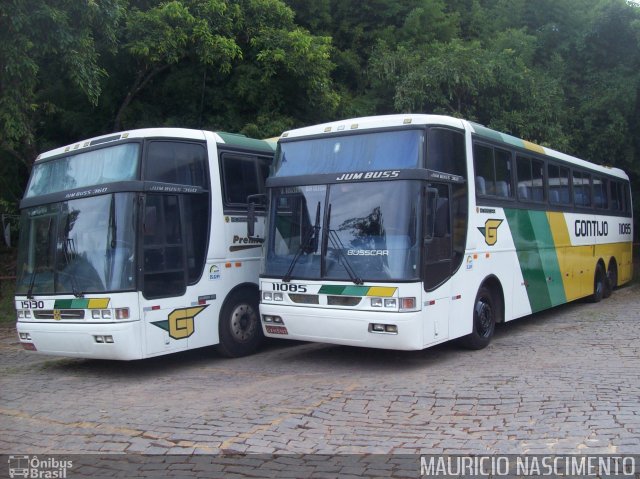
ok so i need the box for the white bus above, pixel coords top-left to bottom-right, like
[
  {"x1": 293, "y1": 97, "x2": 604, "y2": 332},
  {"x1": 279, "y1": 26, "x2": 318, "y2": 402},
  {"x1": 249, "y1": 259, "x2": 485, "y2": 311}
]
[
  {"x1": 258, "y1": 114, "x2": 633, "y2": 350},
  {"x1": 15, "y1": 128, "x2": 274, "y2": 359}
]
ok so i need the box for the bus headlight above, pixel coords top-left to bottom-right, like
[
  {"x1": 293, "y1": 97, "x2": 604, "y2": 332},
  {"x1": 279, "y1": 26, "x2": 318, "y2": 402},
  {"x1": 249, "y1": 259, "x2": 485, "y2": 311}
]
[
  {"x1": 371, "y1": 298, "x2": 383, "y2": 307},
  {"x1": 384, "y1": 298, "x2": 397, "y2": 308},
  {"x1": 262, "y1": 292, "x2": 273, "y2": 301}
]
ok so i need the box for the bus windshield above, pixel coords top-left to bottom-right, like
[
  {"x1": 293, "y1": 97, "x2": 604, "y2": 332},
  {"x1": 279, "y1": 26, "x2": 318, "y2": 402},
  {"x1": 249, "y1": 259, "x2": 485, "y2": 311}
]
[
  {"x1": 25, "y1": 143, "x2": 139, "y2": 198},
  {"x1": 264, "y1": 181, "x2": 422, "y2": 281},
  {"x1": 274, "y1": 130, "x2": 424, "y2": 176},
  {"x1": 16, "y1": 193, "x2": 137, "y2": 296}
]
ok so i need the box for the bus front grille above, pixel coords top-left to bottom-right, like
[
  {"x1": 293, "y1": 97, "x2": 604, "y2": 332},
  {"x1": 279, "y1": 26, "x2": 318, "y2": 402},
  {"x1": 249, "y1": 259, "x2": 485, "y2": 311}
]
[{"x1": 34, "y1": 310, "x2": 86, "y2": 320}]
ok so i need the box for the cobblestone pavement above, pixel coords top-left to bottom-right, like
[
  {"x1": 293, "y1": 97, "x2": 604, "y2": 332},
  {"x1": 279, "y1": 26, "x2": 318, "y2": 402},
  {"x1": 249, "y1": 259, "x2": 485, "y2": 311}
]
[{"x1": 1, "y1": 284, "x2": 639, "y2": 457}]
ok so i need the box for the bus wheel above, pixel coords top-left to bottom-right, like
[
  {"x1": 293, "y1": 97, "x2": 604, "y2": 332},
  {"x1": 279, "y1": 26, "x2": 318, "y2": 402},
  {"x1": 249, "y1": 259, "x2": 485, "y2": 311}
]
[
  {"x1": 460, "y1": 286, "x2": 496, "y2": 350},
  {"x1": 591, "y1": 264, "x2": 606, "y2": 303},
  {"x1": 217, "y1": 290, "x2": 264, "y2": 357},
  {"x1": 604, "y1": 261, "x2": 618, "y2": 298}
]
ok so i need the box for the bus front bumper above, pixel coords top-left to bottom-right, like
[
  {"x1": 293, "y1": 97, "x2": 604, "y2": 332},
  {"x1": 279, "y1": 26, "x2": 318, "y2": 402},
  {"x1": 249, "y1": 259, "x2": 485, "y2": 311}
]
[
  {"x1": 16, "y1": 320, "x2": 143, "y2": 360},
  {"x1": 259, "y1": 304, "x2": 425, "y2": 350}
]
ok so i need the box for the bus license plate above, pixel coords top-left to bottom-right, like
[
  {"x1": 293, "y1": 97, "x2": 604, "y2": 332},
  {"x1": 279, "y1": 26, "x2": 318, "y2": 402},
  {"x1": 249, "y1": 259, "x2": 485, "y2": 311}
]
[{"x1": 265, "y1": 325, "x2": 288, "y2": 335}]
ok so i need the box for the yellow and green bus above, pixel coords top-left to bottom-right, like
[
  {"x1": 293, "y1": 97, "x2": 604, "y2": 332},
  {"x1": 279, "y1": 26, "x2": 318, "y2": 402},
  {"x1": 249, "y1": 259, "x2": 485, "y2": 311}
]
[{"x1": 257, "y1": 114, "x2": 633, "y2": 350}]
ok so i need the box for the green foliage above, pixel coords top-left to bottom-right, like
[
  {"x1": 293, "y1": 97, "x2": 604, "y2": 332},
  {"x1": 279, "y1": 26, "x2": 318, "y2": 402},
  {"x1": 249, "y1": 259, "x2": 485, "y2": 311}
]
[
  {"x1": 0, "y1": 0, "x2": 639, "y2": 222},
  {"x1": 0, "y1": 0, "x2": 124, "y2": 163}
]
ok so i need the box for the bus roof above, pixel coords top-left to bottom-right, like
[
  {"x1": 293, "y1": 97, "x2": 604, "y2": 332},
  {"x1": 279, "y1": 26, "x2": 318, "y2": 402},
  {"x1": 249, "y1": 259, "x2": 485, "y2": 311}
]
[
  {"x1": 36, "y1": 128, "x2": 275, "y2": 162},
  {"x1": 280, "y1": 114, "x2": 628, "y2": 181},
  {"x1": 215, "y1": 131, "x2": 277, "y2": 153}
]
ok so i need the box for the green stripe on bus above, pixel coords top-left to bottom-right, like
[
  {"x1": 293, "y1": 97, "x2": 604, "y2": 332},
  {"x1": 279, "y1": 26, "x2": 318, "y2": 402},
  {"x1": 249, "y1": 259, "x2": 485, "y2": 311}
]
[
  {"x1": 53, "y1": 298, "x2": 109, "y2": 309},
  {"x1": 54, "y1": 299, "x2": 75, "y2": 309},
  {"x1": 504, "y1": 209, "x2": 566, "y2": 312},
  {"x1": 528, "y1": 211, "x2": 566, "y2": 307},
  {"x1": 318, "y1": 285, "x2": 371, "y2": 296},
  {"x1": 318, "y1": 285, "x2": 346, "y2": 295}
]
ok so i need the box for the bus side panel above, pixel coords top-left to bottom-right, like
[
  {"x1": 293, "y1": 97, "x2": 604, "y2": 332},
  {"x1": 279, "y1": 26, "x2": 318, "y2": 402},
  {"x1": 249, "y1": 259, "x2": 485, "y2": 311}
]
[
  {"x1": 448, "y1": 207, "x2": 530, "y2": 342},
  {"x1": 504, "y1": 210, "x2": 633, "y2": 315}
]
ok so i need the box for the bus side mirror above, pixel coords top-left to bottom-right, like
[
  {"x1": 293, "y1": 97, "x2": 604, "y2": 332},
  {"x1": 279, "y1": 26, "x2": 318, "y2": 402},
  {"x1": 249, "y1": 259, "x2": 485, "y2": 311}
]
[{"x1": 247, "y1": 194, "x2": 266, "y2": 241}]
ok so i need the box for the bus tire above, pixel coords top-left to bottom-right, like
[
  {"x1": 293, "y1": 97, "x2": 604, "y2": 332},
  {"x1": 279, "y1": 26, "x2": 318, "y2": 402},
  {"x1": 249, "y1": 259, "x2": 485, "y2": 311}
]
[
  {"x1": 605, "y1": 260, "x2": 618, "y2": 298},
  {"x1": 460, "y1": 285, "x2": 496, "y2": 350},
  {"x1": 217, "y1": 289, "x2": 264, "y2": 358},
  {"x1": 591, "y1": 263, "x2": 606, "y2": 303}
]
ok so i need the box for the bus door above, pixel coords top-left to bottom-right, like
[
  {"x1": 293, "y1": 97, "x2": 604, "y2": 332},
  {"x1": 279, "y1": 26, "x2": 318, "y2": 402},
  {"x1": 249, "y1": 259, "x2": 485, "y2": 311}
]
[
  {"x1": 422, "y1": 183, "x2": 452, "y2": 345},
  {"x1": 140, "y1": 194, "x2": 192, "y2": 356}
]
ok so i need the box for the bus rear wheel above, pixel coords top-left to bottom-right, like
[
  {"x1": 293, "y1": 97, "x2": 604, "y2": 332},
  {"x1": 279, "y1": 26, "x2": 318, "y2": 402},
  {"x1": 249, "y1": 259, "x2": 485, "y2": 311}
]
[
  {"x1": 460, "y1": 286, "x2": 496, "y2": 350},
  {"x1": 591, "y1": 263, "x2": 606, "y2": 303},
  {"x1": 604, "y1": 261, "x2": 618, "y2": 298},
  {"x1": 217, "y1": 290, "x2": 264, "y2": 357}
]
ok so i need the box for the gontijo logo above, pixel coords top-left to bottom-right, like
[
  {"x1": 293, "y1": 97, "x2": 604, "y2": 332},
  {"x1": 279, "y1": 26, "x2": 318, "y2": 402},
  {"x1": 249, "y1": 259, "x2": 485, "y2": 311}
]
[{"x1": 478, "y1": 219, "x2": 503, "y2": 246}]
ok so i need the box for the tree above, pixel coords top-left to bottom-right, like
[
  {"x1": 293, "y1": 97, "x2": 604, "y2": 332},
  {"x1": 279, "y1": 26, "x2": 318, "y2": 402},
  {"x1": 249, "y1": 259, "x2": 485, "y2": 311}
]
[
  {"x1": 113, "y1": 0, "x2": 242, "y2": 131},
  {"x1": 0, "y1": 0, "x2": 124, "y2": 168}
]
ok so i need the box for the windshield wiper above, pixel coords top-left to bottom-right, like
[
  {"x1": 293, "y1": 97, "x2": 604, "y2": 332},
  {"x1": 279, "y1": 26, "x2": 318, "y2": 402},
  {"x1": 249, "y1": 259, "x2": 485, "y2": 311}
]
[
  {"x1": 283, "y1": 201, "x2": 321, "y2": 282},
  {"x1": 325, "y1": 204, "x2": 363, "y2": 285},
  {"x1": 63, "y1": 237, "x2": 84, "y2": 298},
  {"x1": 108, "y1": 194, "x2": 117, "y2": 249},
  {"x1": 27, "y1": 267, "x2": 39, "y2": 300}
]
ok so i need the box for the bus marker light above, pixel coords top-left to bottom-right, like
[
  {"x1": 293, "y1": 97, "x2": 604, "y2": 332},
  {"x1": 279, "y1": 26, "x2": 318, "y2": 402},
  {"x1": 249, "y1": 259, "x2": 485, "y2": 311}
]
[
  {"x1": 151, "y1": 305, "x2": 160, "y2": 311},
  {"x1": 452, "y1": 294, "x2": 462, "y2": 300},
  {"x1": 115, "y1": 308, "x2": 129, "y2": 319},
  {"x1": 426, "y1": 300, "x2": 436, "y2": 306},
  {"x1": 22, "y1": 343, "x2": 37, "y2": 351},
  {"x1": 262, "y1": 315, "x2": 284, "y2": 324},
  {"x1": 235, "y1": 262, "x2": 242, "y2": 267},
  {"x1": 225, "y1": 262, "x2": 232, "y2": 268},
  {"x1": 400, "y1": 297, "x2": 416, "y2": 310},
  {"x1": 369, "y1": 323, "x2": 398, "y2": 334},
  {"x1": 351, "y1": 123, "x2": 358, "y2": 129},
  {"x1": 486, "y1": 253, "x2": 491, "y2": 258}
]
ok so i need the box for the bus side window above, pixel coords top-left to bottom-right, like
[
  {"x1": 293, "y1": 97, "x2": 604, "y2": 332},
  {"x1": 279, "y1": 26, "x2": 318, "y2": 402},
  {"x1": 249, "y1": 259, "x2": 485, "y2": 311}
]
[
  {"x1": 593, "y1": 176, "x2": 608, "y2": 209},
  {"x1": 221, "y1": 154, "x2": 270, "y2": 208},
  {"x1": 573, "y1": 170, "x2": 592, "y2": 207},
  {"x1": 428, "y1": 128, "x2": 466, "y2": 177},
  {"x1": 473, "y1": 143, "x2": 493, "y2": 195},
  {"x1": 548, "y1": 163, "x2": 571, "y2": 205}
]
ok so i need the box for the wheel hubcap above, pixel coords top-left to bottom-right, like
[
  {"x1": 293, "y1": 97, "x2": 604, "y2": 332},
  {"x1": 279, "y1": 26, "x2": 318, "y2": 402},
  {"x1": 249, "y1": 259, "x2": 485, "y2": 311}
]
[
  {"x1": 475, "y1": 299, "x2": 493, "y2": 338},
  {"x1": 229, "y1": 304, "x2": 257, "y2": 342}
]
